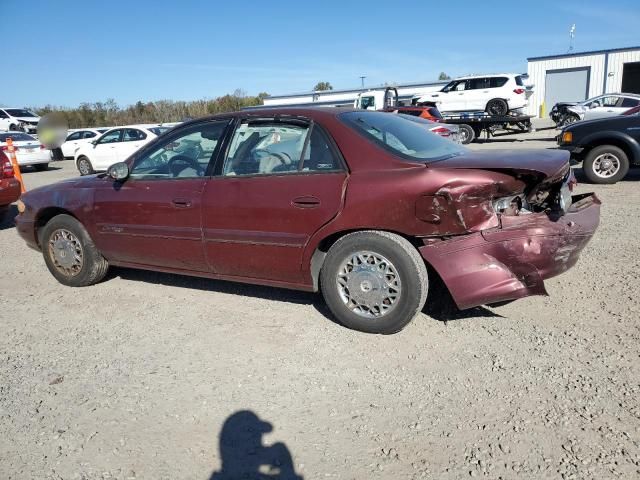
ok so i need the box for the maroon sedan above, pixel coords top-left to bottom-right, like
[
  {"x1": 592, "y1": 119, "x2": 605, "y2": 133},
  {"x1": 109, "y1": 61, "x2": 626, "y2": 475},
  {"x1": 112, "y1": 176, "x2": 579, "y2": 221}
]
[
  {"x1": 0, "y1": 151, "x2": 21, "y2": 221},
  {"x1": 15, "y1": 108, "x2": 600, "y2": 333}
]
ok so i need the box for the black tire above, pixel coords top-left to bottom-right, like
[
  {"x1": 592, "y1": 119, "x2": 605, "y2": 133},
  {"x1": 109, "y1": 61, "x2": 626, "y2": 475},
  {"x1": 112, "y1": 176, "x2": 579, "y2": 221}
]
[
  {"x1": 8, "y1": 124, "x2": 17, "y2": 131},
  {"x1": 320, "y1": 231, "x2": 428, "y2": 334},
  {"x1": 562, "y1": 114, "x2": 580, "y2": 127},
  {"x1": 582, "y1": 145, "x2": 629, "y2": 184},
  {"x1": 33, "y1": 163, "x2": 49, "y2": 171},
  {"x1": 458, "y1": 124, "x2": 475, "y2": 144},
  {"x1": 486, "y1": 98, "x2": 508, "y2": 116},
  {"x1": 40, "y1": 214, "x2": 109, "y2": 287},
  {"x1": 77, "y1": 156, "x2": 94, "y2": 176}
]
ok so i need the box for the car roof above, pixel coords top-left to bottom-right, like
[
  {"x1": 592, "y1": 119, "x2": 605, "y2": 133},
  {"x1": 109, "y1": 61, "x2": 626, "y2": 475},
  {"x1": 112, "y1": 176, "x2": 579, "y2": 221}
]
[{"x1": 453, "y1": 73, "x2": 518, "y2": 80}]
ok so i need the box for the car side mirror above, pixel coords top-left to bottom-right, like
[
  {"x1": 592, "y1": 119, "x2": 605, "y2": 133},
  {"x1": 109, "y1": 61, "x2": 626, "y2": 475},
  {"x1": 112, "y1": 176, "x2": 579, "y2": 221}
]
[
  {"x1": 91, "y1": 140, "x2": 98, "y2": 146},
  {"x1": 107, "y1": 162, "x2": 129, "y2": 181},
  {"x1": 589, "y1": 103, "x2": 598, "y2": 109}
]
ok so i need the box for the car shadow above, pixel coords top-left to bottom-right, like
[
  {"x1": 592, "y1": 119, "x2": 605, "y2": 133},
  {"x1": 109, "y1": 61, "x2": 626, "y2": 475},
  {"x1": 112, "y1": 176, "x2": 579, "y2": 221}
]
[
  {"x1": 0, "y1": 204, "x2": 17, "y2": 231},
  {"x1": 111, "y1": 266, "x2": 499, "y2": 327},
  {"x1": 21, "y1": 165, "x2": 63, "y2": 173},
  {"x1": 209, "y1": 410, "x2": 303, "y2": 480},
  {"x1": 422, "y1": 268, "x2": 503, "y2": 323}
]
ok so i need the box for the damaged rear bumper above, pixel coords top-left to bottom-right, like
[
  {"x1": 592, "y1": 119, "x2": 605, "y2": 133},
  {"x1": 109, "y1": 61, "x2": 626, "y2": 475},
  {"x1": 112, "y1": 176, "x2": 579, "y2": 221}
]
[{"x1": 419, "y1": 193, "x2": 600, "y2": 310}]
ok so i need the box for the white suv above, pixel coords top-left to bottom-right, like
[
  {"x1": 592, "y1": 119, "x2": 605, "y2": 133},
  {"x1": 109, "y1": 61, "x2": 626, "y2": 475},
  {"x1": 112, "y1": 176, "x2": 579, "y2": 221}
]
[{"x1": 413, "y1": 74, "x2": 529, "y2": 115}]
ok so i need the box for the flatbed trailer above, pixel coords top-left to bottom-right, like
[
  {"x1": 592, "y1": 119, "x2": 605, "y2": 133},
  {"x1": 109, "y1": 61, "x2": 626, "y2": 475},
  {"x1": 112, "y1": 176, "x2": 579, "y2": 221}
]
[{"x1": 441, "y1": 112, "x2": 533, "y2": 144}]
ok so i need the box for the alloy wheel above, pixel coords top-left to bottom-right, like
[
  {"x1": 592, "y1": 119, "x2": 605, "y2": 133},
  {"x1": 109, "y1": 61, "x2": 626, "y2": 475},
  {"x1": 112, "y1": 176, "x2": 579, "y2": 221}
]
[{"x1": 592, "y1": 153, "x2": 621, "y2": 179}]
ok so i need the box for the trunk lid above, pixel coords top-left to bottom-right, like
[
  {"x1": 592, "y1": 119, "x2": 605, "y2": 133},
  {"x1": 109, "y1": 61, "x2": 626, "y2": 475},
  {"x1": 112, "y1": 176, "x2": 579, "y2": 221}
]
[{"x1": 429, "y1": 148, "x2": 570, "y2": 182}]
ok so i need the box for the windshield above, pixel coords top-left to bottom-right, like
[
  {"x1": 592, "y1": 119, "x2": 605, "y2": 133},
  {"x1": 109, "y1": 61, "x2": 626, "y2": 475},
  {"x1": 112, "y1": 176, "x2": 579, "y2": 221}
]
[
  {"x1": 340, "y1": 111, "x2": 466, "y2": 163},
  {"x1": 0, "y1": 132, "x2": 37, "y2": 142},
  {"x1": 4, "y1": 109, "x2": 38, "y2": 118}
]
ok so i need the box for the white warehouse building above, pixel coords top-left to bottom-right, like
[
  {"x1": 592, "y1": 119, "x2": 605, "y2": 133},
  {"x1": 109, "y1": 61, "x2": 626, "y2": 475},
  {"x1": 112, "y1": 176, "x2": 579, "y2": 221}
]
[{"x1": 526, "y1": 46, "x2": 640, "y2": 117}]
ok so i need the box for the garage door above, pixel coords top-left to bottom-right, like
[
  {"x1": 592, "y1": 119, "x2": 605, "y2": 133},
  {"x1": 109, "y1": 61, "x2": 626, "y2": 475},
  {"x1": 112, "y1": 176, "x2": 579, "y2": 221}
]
[{"x1": 544, "y1": 68, "x2": 589, "y2": 108}]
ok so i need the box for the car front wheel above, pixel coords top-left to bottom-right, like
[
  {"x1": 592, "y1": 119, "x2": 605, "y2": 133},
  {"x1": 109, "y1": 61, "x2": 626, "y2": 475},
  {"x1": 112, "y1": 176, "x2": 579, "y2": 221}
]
[
  {"x1": 582, "y1": 145, "x2": 629, "y2": 184},
  {"x1": 320, "y1": 231, "x2": 428, "y2": 334},
  {"x1": 77, "y1": 156, "x2": 94, "y2": 176},
  {"x1": 41, "y1": 214, "x2": 109, "y2": 287}
]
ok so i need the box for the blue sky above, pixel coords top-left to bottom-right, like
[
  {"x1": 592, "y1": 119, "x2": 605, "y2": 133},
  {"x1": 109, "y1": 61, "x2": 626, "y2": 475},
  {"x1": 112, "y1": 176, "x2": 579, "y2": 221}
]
[{"x1": 3, "y1": 0, "x2": 639, "y2": 107}]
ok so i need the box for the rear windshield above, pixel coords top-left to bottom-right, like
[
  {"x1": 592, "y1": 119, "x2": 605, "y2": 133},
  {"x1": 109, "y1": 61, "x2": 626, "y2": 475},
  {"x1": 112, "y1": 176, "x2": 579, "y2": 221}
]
[
  {"x1": 340, "y1": 111, "x2": 466, "y2": 163},
  {"x1": 4, "y1": 109, "x2": 38, "y2": 118},
  {"x1": 0, "y1": 132, "x2": 36, "y2": 142},
  {"x1": 515, "y1": 76, "x2": 524, "y2": 86}
]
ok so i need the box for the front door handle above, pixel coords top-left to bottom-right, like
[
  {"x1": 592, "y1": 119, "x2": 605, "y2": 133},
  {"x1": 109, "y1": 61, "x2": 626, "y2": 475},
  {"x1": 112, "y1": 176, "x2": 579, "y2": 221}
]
[
  {"x1": 172, "y1": 198, "x2": 192, "y2": 208},
  {"x1": 292, "y1": 196, "x2": 320, "y2": 208}
]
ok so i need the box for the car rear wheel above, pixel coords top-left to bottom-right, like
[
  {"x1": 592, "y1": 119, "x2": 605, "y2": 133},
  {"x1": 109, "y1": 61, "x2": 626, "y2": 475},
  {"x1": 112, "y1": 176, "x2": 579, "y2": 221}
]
[
  {"x1": 583, "y1": 145, "x2": 629, "y2": 184},
  {"x1": 486, "y1": 98, "x2": 508, "y2": 116},
  {"x1": 33, "y1": 163, "x2": 49, "y2": 171},
  {"x1": 458, "y1": 124, "x2": 475, "y2": 144},
  {"x1": 320, "y1": 231, "x2": 428, "y2": 334},
  {"x1": 41, "y1": 214, "x2": 109, "y2": 287},
  {"x1": 77, "y1": 156, "x2": 94, "y2": 176}
]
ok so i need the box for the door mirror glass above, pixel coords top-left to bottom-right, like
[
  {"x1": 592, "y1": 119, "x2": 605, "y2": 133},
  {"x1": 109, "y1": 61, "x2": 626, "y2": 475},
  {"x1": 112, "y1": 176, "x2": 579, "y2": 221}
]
[{"x1": 108, "y1": 162, "x2": 130, "y2": 181}]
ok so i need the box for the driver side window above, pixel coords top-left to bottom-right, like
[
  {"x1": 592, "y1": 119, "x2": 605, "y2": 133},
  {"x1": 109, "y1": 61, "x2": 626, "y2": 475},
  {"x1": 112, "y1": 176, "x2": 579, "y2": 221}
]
[
  {"x1": 223, "y1": 121, "x2": 310, "y2": 176},
  {"x1": 98, "y1": 129, "x2": 123, "y2": 144},
  {"x1": 130, "y1": 121, "x2": 229, "y2": 180}
]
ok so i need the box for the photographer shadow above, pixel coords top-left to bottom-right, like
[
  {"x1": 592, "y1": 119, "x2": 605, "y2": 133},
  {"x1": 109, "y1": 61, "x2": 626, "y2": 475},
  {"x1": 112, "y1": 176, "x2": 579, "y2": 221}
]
[{"x1": 209, "y1": 410, "x2": 303, "y2": 480}]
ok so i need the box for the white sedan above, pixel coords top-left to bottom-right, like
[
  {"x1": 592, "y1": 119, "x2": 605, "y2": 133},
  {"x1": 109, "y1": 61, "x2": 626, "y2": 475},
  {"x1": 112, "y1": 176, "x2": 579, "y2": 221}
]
[
  {"x1": 74, "y1": 125, "x2": 171, "y2": 175},
  {"x1": 0, "y1": 132, "x2": 51, "y2": 171},
  {"x1": 60, "y1": 128, "x2": 109, "y2": 158}
]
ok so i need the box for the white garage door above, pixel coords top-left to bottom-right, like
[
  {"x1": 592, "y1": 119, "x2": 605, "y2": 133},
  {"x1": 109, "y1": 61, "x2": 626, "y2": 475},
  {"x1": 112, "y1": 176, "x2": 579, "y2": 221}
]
[{"x1": 544, "y1": 68, "x2": 589, "y2": 108}]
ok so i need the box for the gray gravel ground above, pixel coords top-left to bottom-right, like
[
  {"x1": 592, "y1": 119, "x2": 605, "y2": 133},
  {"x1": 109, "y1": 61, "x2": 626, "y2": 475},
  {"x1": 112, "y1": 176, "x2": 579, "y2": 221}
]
[{"x1": 1, "y1": 121, "x2": 639, "y2": 479}]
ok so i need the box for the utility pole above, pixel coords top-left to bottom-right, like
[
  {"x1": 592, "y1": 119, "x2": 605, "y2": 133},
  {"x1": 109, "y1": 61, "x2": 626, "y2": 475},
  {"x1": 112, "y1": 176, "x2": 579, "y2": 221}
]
[{"x1": 360, "y1": 76, "x2": 366, "y2": 89}]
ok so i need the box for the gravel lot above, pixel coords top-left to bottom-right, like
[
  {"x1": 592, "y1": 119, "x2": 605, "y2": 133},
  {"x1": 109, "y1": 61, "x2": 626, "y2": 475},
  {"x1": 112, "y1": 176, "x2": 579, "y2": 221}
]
[{"x1": 1, "y1": 122, "x2": 639, "y2": 479}]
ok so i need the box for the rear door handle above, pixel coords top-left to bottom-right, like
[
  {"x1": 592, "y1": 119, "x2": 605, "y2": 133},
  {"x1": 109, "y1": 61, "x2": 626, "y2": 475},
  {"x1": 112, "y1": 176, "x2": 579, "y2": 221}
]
[
  {"x1": 292, "y1": 196, "x2": 320, "y2": 208},
  {"x1": 172, "y1": 198, "x2": 192, "y2": 208}
]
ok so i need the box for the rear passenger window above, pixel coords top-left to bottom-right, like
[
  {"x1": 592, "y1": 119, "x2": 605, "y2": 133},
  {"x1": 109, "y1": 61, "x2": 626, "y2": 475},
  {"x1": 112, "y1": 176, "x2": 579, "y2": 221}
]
[
  {"x1": 83, "y1": 131, "x2": 96, "y2": 139},
  {"x1": 223, "y1": 121, "x2": 341, "y2": 176},
  {"x1": 621, "y1": 98, "x2": 640, "y2": 108},
  {"x1": 468, "y1": 78, "x2": 490, "y2": 89},
  {"x1": 489, "y1": 77, "x2": 508, "y2": 88},
  {"x1": 66, "y1": 132, "x2": 82, "y2": 141}
]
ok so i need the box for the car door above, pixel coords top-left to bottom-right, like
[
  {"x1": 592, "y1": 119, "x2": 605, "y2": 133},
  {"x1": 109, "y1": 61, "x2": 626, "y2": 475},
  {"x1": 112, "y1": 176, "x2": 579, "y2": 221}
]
[
  {"x1": 0, "y1": 110, "x2": 10, "y2": 131},
  {"x1": 118, "y1": 128, "x2": 149, "y2": 161},
  {"x1": 91, "y1": 119, "x2": 231, "y2": 271},
  {"x1": 61, "y1": 131, "x2": 83, "y2": 157},
  {"x1": 201, "y1": 117, "x2": 347, "y2": 284},
  {"x1": 465, "y1": 77, "x2": 489, "y2": 110},
  {"x1": 90, "y1": 129, "x2": 123, "y2": 170},
  {"x1": 583, "y1": 95, "x2": 620, "y2": 120}
]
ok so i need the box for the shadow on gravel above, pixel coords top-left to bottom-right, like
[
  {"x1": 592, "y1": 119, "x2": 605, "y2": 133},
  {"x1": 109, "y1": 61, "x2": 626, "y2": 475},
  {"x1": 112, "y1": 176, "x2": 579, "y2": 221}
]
[
  {"x1": 0, "y1": 204, "x2": 17, "y2": 231},
  {"x1": 112, "y1": 266, "x2": 495, "y2": 326},
  {"x1": 422, "y1": 268, "x2": 503, "y2": 323},
  {"x1": 209, "y1": 410, "x2": 303, "y2": 480}
]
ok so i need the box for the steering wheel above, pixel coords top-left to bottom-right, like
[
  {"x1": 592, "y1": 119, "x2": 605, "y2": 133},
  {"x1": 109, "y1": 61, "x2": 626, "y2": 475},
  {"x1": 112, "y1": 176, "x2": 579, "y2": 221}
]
[
  {"x1": 167, "y1": 155, "x2": 204, "y2": 177},
  {"x1": 254, "y1": 149, "x2": 292, "y2": 166}
]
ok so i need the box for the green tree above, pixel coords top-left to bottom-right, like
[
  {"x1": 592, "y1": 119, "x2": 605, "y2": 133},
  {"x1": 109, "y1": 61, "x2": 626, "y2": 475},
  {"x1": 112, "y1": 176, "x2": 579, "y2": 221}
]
[
  {"x1": 438, "y1": 72, "x2": 451, "y2": 81},
  {"x1": 313, "y1": 82, "x2": 333, "y2": 91}
]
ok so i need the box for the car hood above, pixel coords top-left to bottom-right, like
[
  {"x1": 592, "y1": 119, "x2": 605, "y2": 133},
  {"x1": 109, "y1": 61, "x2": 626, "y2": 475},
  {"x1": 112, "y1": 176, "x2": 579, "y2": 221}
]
[
  {"x1": 13, "y1": 116, "x2": 40, "y2": 122},
  {"x1": 429, "y1": 148, "x2": 570, "y2": 182}
]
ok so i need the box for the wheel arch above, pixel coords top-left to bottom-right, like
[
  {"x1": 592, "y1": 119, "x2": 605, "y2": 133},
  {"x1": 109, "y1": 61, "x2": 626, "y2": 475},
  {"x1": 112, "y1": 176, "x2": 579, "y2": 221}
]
[
  {"x1": 580, "y1": 133, "x2": 639, "y2": 165},
  {"x1": 34, "y1": 207, "x2": 79, "y2": 247},
  {"x1": 308, "y1": 228, "x2": 426, "y2": 291}
]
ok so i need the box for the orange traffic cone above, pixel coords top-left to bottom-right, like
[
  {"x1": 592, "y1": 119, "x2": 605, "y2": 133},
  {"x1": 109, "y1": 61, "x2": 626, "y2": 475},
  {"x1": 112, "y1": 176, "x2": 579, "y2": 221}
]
[{"x1": 5, "y1": 137, "x2": 26, "y2": 193}]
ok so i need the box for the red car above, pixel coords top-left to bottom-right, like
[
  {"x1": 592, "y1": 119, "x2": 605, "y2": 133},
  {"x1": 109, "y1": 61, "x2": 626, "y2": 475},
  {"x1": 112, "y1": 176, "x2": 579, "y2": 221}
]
[
  {"x1": 15, "y1": 108, "x2": 600, "y2": 334},
  {"x1": 0, "y1": 151, "x2": 21, "y2": 221},
  {"x1": 382, "y1": 105, "x2": 443, "y2": 122}
]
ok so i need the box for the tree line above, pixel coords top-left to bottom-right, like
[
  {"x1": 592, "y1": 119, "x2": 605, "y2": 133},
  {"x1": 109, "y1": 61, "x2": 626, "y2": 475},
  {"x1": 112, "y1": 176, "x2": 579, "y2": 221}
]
[{"x1": 33, "y1": 89, "x2": 269, "y2": 129}]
